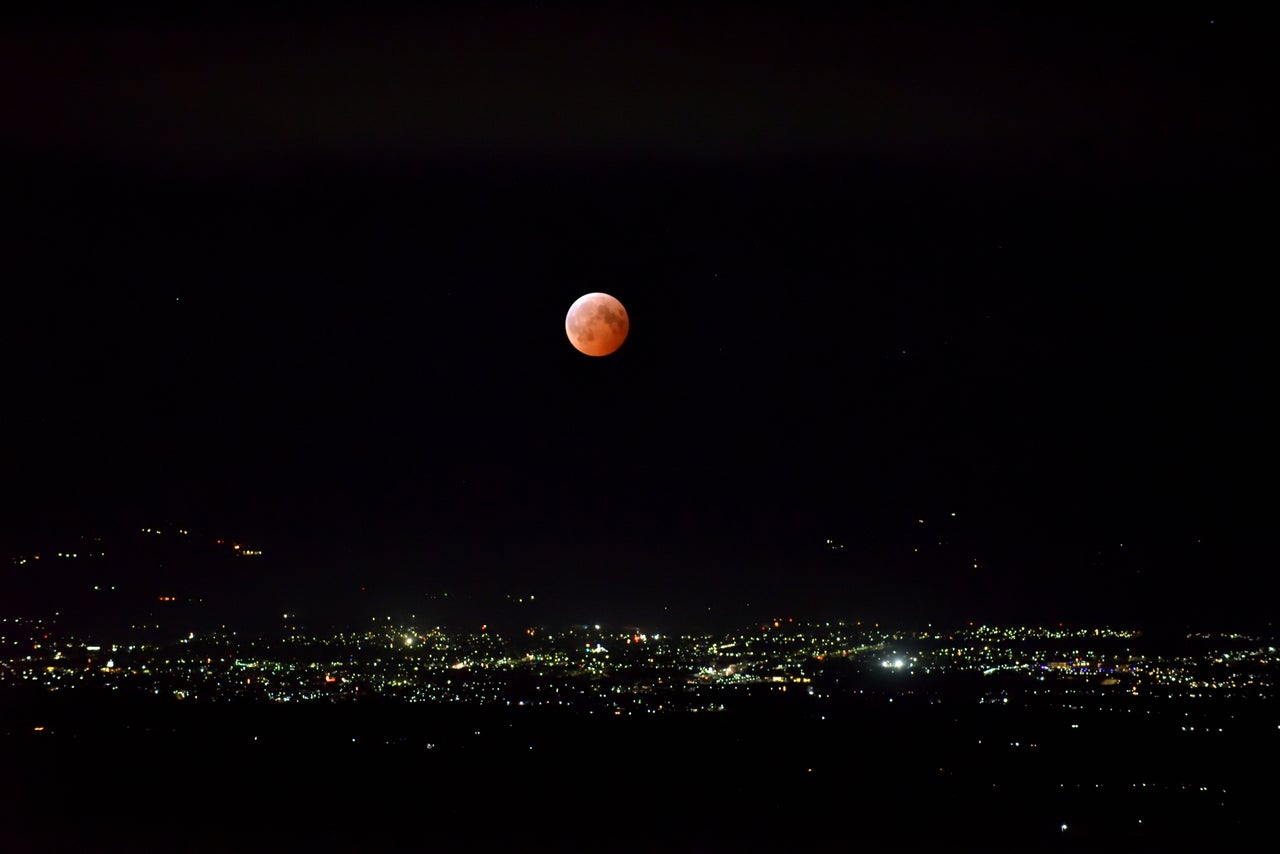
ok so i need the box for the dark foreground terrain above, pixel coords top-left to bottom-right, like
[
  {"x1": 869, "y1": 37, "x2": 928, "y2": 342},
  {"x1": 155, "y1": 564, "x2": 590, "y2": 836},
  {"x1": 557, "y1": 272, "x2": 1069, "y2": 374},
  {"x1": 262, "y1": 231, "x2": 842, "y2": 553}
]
[{"x1": 2, "y1": 686, "x2": 1273, "y2": 852}]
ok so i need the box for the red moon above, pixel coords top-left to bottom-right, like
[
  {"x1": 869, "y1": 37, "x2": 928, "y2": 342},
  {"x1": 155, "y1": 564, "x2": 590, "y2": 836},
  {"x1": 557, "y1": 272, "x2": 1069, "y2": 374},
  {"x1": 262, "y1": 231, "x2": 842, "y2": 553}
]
[{"x1": 565, "y1": 292, "x2": 629, "y2": 356}]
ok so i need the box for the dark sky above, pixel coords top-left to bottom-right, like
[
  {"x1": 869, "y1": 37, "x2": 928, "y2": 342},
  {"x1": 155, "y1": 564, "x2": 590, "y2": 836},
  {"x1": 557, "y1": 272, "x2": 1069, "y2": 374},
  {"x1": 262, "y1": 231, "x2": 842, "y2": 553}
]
[{"x1": 1, "y1": 5, "x2": 1271, "y2": 627}]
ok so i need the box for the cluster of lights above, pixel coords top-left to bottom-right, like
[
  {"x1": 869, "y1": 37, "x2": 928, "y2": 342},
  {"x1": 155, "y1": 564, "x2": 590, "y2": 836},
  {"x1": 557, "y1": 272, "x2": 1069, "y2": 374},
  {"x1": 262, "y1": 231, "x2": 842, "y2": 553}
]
[{"x1": 3, "y1": 616, "x2": 1275, "y2": 712}]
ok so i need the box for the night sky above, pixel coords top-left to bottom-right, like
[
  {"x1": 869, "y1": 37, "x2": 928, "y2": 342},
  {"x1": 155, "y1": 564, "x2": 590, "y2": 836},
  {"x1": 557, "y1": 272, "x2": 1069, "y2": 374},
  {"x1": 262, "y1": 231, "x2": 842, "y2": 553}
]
[{"x1": 1, "y1": 4, "x2": 1271, "y2": 628}]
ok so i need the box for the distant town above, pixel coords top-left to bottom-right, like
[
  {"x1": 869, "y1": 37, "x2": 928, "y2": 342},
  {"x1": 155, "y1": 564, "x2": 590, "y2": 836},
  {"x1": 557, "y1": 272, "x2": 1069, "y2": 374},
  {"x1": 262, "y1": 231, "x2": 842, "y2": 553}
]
[
  {"x1": 4, "y1": 614, "x2": 1272, "y2": 710},
  {"x1": 5, "y1": 525, "x2": 1278, "y2": 847}
]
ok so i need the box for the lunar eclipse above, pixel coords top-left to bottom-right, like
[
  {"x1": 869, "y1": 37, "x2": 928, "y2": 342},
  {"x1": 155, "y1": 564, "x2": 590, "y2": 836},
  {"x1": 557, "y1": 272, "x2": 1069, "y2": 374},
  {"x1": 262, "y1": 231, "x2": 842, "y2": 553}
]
[{"x1": 565, "y1": 292, "x2": 629, "y2": 356}]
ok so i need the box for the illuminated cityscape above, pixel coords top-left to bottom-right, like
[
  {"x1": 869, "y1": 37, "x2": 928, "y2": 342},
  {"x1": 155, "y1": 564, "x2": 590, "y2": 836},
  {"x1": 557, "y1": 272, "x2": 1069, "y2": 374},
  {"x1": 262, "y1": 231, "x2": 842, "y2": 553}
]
[
  {"x1": 4, "y1": 616, "x2": 1274, "y2": 707},
  {"x1": 4, "y1": 607, "x2": 1275, "y2": 848}
]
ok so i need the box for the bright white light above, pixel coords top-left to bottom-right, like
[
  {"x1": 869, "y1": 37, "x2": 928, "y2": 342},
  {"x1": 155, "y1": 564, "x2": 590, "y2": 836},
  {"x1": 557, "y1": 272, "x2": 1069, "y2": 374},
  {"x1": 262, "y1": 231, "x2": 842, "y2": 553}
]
[{"x1": 1060, "y1": 824, "x2": 1068, "y2": 832}]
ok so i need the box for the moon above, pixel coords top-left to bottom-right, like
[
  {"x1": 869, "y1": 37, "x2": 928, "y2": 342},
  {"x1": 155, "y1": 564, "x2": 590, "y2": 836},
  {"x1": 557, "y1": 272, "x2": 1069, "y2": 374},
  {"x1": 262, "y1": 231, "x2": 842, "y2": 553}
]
[{"x1": 565, "y1": 292, "x2": 629, "y2": 357}]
